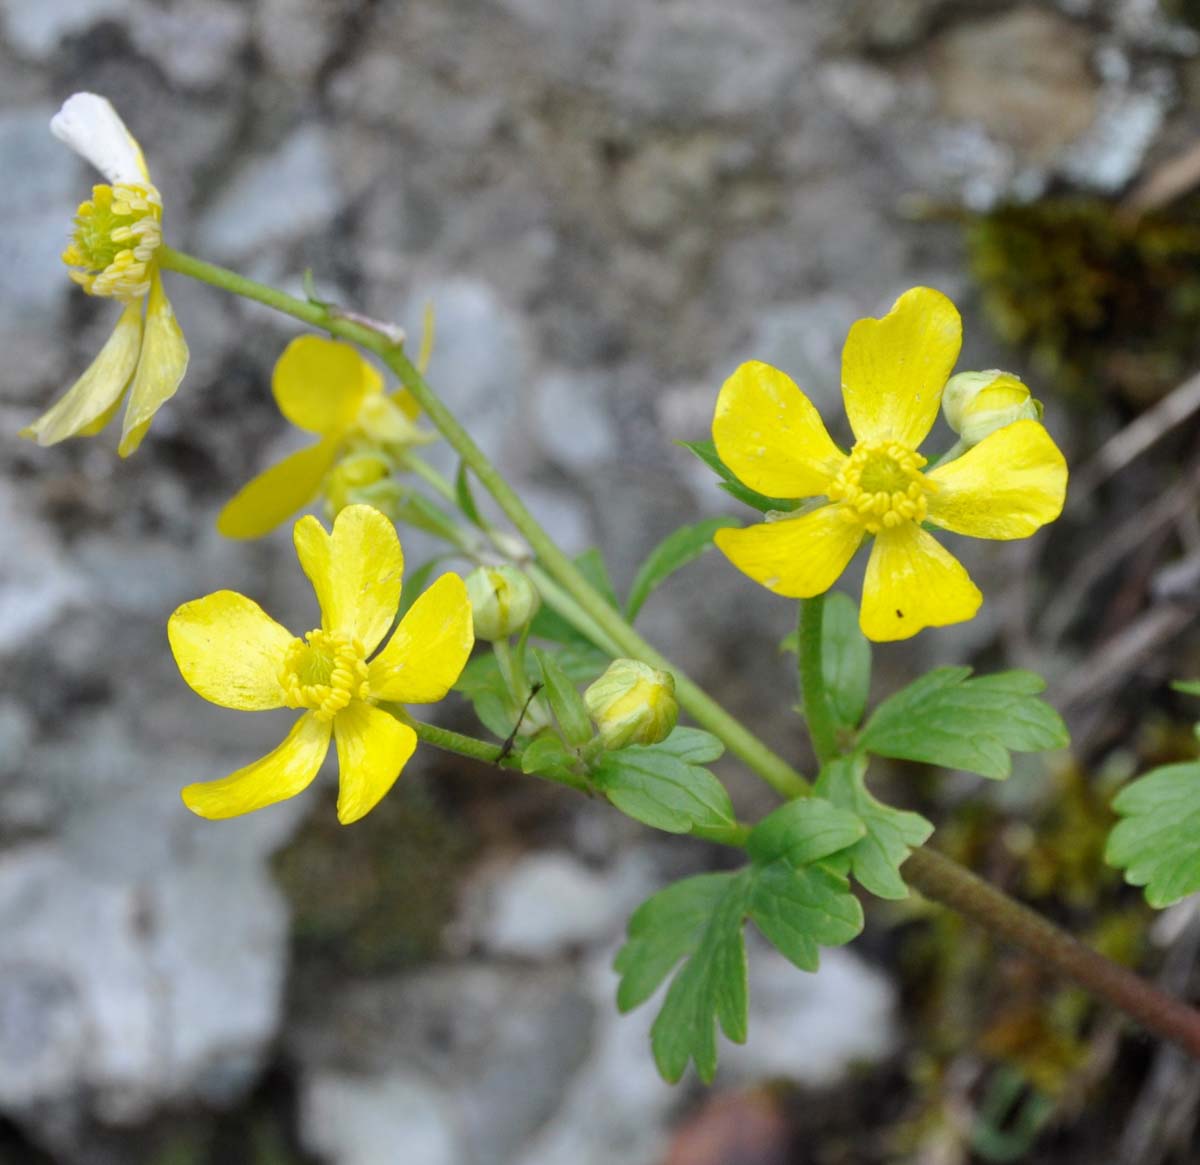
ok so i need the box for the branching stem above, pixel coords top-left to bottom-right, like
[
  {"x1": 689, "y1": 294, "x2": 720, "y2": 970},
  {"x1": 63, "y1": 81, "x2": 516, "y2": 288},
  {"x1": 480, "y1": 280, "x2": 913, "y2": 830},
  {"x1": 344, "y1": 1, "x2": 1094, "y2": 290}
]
[{"x1": 160, "y1": 244, "x2": 1200, "y2": 1060}]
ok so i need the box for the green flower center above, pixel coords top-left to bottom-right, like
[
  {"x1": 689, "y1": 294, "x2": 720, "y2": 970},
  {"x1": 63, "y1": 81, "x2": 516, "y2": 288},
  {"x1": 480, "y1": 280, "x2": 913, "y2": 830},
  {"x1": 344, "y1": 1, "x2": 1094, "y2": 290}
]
[
  {"x1": 280, "y1": 629, "x2": 371, "y2": 722},
  {"x1": 826, "y1": 440, "x2": 934, "y2": 535},
  {"x1": 63, "y1": 183, "x2": 163, "y2": 300}
]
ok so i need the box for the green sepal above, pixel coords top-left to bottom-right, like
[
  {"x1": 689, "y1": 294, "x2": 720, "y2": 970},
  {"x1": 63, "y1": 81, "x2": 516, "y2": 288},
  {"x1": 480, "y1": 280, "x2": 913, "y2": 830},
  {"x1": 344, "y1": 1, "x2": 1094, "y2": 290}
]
[
  {"x1": 534, "y1": 647, "x2": 592, "y2": 746},
  {"x1": 676, "y1": 439, "x2": 801, "y2": 514}
]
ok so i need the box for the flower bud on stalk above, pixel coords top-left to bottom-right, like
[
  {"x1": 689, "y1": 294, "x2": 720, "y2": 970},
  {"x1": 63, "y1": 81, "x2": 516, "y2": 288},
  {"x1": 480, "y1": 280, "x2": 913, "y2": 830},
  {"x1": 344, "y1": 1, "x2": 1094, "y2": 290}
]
[
  {"x1": 465, "y1": 565, "x2": 540, "y2": 641},
  {"x1": 941, "y1": 370, "x2": 1042, "y2": 448},
  {"x1": 584, "y1": 659, "x2": 678, "y2": 750}
]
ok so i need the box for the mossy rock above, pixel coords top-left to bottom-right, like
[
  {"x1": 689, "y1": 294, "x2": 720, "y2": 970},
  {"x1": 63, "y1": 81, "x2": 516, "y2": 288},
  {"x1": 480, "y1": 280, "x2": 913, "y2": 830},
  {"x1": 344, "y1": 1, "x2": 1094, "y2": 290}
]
[
  {"x1": 967, "y1": 197, "x2": 1200, "y2": 407},
  {"x1": 274, "y1": 781, "x2": 474, "y2": 976}
]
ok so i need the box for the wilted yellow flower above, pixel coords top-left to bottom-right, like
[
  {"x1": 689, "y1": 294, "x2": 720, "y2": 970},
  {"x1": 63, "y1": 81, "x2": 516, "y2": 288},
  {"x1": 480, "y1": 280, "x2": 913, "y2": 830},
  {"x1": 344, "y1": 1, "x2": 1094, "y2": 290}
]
[
  {"x1": 218, "y1": 336, "x2": 434, "y2": 539},
  {"x1": 712, "y1": 288, "x2": 1067, "y2": 641},
  {"x1": 168, "y1": 504, "x2": 473, "y2": 824},
  {"x1": 22, "y1": 93, "x2": 188, "y2": 456},
  {"x1": 584, "y1": 659, "x2": 679, "y2": 749}
]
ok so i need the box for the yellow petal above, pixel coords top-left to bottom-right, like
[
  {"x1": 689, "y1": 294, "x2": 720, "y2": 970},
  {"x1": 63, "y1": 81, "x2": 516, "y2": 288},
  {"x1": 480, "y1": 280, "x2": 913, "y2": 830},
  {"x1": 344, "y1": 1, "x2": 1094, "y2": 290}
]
[
  {"x1": 217, "y1": 437, "x2": 340, "y2": 540},
  {"x1": 841, "y1": 287, "x2": 962, "y2": 448},
  {"x1": 712, "y1": 361, "x2": 846, "y2": 499},
  {"x1": 368, "y1": 573, "x2": 475, "y2": 703},
  {"x1": 273, "y1": 336, "x2": 382, "y2": 435},
  {"x1": 713, "y1": 505, "x2": 863, "y2": 598},
  {"x1": 182, "y1": 712, "x2": 331, "y2": 820},
  {"x1": 859, "y1": 524, "x2": 981, "y2": 642},
  {"x1": 293, "y1": 504, "x2": 403, "y2": 653},
  {"x1": 333, "y1": 701, "x2": 417, "y2": 824},
  {"x1": 119, "y1": 273, "x2": 189, "y2": 456},
  {"x1": 391, "y1": 389, "x2": 422, "y2": 421},
  {"x1": 20, "y1": 302, "x2": 142, "y2": 446},
  {"x1": 168, "y1": 589, "x2": 296, "y2": 709},
  {"x1": 926, "y1": 419, "x2": 1067, "y2": 540}
]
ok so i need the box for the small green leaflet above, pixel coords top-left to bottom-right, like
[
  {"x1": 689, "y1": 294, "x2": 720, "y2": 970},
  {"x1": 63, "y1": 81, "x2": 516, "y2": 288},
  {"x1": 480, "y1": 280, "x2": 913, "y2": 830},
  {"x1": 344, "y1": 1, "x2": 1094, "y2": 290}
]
[
  {"x1": 859, "y1": 667, "x2": 1068, "y2": 780},
  {"x1": 454, "y1": 460, "x2": 484, "y2": 528},
  {"x1": 575, "y1": 547, "x2": 621, "y2": 610},
  {"x1": 1107, "y1": 756, "x2": 1200, "y2": 908},
  {"x1": 454, "y1": 653, "x2": 519, "y2": 741},
  {"x1": 815, "y1": 754, "x2": 933, "y2": 899},
  {"x1": 592, "y1": 744, "x2": 736, "y2": 835},
  {"x1": 626, "y1": 519, "x2": 736, "y2": 621},
  {"x1": 534, "y1": 648, "x2": 592, "y2": 746},
  {"x1": 676, "y1": 439, "x2": 801, "y2": 514},
  {"x1": 614, "y1": 796, "x2": 864, "y2": 1083},
  {"x1": 520, "y1": 733, "x2": 579, "y2": 784}
]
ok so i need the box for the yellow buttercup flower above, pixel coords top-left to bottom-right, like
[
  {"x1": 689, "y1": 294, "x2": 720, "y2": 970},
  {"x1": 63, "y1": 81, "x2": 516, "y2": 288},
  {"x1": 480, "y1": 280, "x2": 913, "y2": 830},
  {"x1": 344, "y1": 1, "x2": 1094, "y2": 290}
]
[
  {"x1": 168, "y1": 504, "x2": 474, "y2": 824},
  {"x1": 712, "y1": 287, "x2": 1067, "y2": 642},
  {"x1": 21, "y1": 93, "x2": 188, "y2": 457},
  {"x1": 217, "y1": 336, "x2": 434, "y2": 539}
]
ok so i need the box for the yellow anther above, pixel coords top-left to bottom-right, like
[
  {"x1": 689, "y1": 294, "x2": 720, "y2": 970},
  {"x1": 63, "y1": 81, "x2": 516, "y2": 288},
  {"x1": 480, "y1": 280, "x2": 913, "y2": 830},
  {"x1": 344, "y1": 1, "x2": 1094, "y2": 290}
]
[
  {"x1": 64, "y1": 182, "x2": 163, "y2": 301},
  {"x1": 280, "y1": 629, "x2": 371, "y2": 722},
  {"x1": 827, "y1": 440, "x2": 933, "y2": 535}
]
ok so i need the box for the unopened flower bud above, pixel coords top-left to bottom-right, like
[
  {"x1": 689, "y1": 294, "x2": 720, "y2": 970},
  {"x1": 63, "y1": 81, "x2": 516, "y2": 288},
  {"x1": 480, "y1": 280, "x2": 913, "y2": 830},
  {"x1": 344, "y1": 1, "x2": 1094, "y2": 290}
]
[
  {"x1": 323, "y1": 452, "x2": 405, "y2": 521},
  {"x1": 465, "y1": 565, "x2": 540, "y2": 641},
  {"x1": 584, "y1": 659, "x2": 678, "y2": 750},
  {"x1": 942, "y1": 370, "x2": 1043, "y2": 448}
]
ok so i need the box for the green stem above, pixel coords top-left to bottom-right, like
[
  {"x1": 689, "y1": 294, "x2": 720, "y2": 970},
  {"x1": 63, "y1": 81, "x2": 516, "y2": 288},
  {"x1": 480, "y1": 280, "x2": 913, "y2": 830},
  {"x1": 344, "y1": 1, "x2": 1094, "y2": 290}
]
[
  {"x1": 798, "y1": 597, "x2": 838, "y2": 765},
  {"x1": 159, "y1": 245, "x2": 808, "y2": 801}
]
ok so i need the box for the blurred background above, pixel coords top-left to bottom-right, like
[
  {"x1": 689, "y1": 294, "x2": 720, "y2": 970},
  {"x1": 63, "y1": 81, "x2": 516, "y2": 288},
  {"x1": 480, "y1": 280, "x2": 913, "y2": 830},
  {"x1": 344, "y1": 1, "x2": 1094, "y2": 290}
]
[{"x1": 3, "y1": 0, "x2": 1200, "y2": 1161}]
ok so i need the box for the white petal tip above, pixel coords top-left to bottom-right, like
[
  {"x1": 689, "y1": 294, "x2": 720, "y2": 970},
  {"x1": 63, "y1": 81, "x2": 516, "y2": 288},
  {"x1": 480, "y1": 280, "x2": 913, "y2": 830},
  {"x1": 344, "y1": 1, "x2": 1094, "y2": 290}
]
[{"x1": 51, "y1": 92, "x2": 148, "y2": 185}]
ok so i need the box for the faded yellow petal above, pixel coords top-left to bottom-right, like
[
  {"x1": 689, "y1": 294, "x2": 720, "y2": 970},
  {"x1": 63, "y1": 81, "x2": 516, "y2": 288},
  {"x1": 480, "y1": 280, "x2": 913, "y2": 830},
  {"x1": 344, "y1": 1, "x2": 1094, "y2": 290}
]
[
  {"x1": 368, "y1": 573, "x2": 475, "y2": 703},
  {"x1": 333, "y1": 701, "x2": 417, "y2": 824},
  {"x1": 859, "y1": 524, "x2": 981, "y2": 642},
  {"x1": 712, "y1": 361, "x2": 845, "y2": 500},
  {"x1": 293, "y1": 504, "x2": 403, "y2": 653},
  {"x1": 181, "y1": 712, "x2": 331, "y2": 820},
  {"x1": 841, "y1": 287, "x2": 961, "y2": 448},
  {"x1": 119, "y1": 273, "x2": 189, "y2": 456},
  {"x1": 21, "y1": 302, "x2": 142, "y2": 445},
  {"x1": 926, "y1": 419, "x2": 1067, "y2": 540},
  {"x1": 217, "y1": 437, "x2": 340, "y2": 540},
  {"x1": 273, "y1": 336, "x2": 382, "y2": 435},
  {"x1": 713, "y1": 505, "x2": 863, "y2": 598},
  {"x1": 168, "y1": 589, "x2": 295, "y2": 710}
]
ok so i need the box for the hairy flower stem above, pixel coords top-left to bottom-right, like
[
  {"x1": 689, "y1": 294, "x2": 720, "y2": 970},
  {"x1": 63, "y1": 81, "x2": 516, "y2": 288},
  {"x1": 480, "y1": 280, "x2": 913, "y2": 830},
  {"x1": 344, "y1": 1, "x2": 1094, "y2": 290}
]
[
  {"x1": 161, "y1": 246, "x2": 1200, "y2": 1059},
  {"x1": 406, "y1": 718, "x2": 751, "y2": 847},
  {"x1": 903, "y1": 847, "x2": 1200, "y2": 1059}
]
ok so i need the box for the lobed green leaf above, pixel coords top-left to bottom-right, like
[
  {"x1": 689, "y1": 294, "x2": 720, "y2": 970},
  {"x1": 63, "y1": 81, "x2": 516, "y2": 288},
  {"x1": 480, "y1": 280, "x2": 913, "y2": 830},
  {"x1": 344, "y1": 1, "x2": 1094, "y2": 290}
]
[
  {"x1": 859, "y1": 667, "x2": 1068, "y2": 780},
  {"x1": 1107, "y1": 758, "x2": 1200, "y2": 908},
  {"x1": 815, "y1": 754, "x2": 933, "y2": 899}
]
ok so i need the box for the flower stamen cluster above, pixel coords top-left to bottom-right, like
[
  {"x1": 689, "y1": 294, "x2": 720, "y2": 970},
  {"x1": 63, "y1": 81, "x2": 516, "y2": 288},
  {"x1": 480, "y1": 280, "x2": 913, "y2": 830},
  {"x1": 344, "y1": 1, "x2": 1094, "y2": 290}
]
[
  {"x1": 64, "y1": 182, "x2": 163, "y2": 300},
  {"x1": 826, "y1": 441, "x2": 933, "y2": 534},
  {"x1": 281, "y1": 629, "x2": 371, "y2": 722}
]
